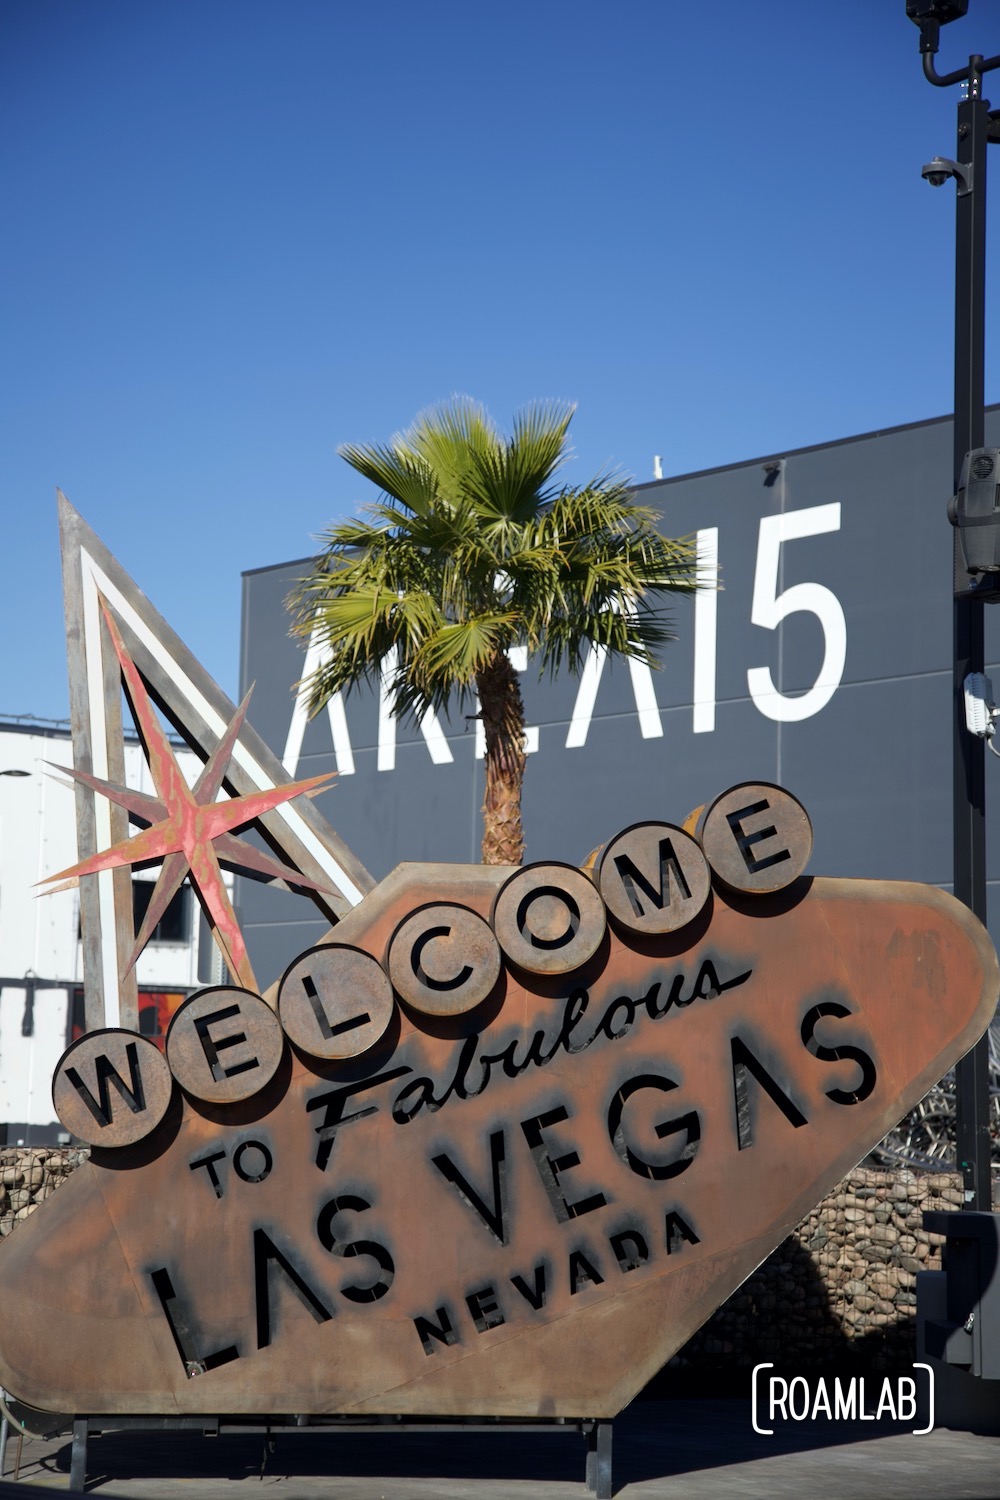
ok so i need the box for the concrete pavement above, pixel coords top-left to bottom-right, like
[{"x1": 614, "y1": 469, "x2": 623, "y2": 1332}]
[{"x1": 3, "y1": 1399, "x2": 1000, "y2": 1498}]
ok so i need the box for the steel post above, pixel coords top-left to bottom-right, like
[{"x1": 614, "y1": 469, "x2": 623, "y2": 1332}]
[
  {"x1": 69, "y1": 1418, "x2": 88, "y2": 1493},
  {"x1": 952, "y1": 75, "x2": 993, "y2": 1212},
  {"x1": 585, "y1": 1419, "x2": 613, "y2": 1499}
]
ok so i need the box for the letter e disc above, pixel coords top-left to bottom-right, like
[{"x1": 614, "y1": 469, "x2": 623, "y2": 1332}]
[
  {"x1": 278, "y1": 944, "x2": 394, "y2": 1059},
  {"x1": 387, "y1": 903, "x2": 501, "y2": 1015},
  {"x1": 699, "y1": 783, "x2": 812, "y2": 894},
  {"x1": 166, "y1": 987, "x2": 284, "y2": 1103},
  {"x1": 492, "y1": 863, "x2": 606, "y2": 975},
  {"x1": 598, "y1": 822, "x2": 710, "y2": 935},
  {"x1": 52, "y1": 1029, "x2": 174, "y2": 1148}
]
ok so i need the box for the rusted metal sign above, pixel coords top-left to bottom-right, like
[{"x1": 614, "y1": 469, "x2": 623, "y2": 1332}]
[
  {"x1": 0, "y1": 785, "x2": 996, "y2": 1418},
  {"x1": 5, "y1": 506, "x2": 996, "y2": 1428}
]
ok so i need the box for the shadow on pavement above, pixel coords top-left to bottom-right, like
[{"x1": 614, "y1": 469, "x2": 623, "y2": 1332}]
[{"x1": 35, "y1": 1400, "x2": 916, "y2": 1493}]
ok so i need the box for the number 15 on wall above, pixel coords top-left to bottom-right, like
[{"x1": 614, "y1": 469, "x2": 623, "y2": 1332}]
[{"x1": 693, "y1": 504, "x2": 846, "y2": 733}]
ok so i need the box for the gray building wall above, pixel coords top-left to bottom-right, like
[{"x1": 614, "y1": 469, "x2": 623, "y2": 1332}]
[{"x1": 237, "y1": 408, "x2": 1000, "y2": 992}]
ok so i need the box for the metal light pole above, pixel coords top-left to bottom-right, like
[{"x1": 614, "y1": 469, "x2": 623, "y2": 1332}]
[
  {"x1": 908, "y1": 1, "x2": 1000, "y2": 1211},
  {"x1": 951, "y1": 69, "x2": 993, "y2": 1211}
]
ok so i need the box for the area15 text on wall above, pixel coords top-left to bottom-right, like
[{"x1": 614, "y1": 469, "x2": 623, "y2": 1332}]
[{"x1": 282, "y1": 504, "x2": 847, "y2": 777}]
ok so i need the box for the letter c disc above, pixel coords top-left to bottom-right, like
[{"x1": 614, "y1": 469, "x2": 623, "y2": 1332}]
[{"x1": 387, "y1": 903, "x2": 501, "y2": 1015}]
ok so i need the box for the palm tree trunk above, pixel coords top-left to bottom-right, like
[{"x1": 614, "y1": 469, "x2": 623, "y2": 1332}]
[{"x1": 476, "y1": 652, "x2": 527, "y2": 866}]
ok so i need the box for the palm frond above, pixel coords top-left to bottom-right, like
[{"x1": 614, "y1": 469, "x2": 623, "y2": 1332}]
[
  {"x1": 409, "y1": 613, "x2": 520, "y2": 689},
  {"x1": 289, "y1": 399, "x2": 700, "y2": 735},
  {"x1": 469, "y1": 401, "x2": 574, "y2": 528},
  {"x1": 337, "y1": 441, "x2": 438, "y2": 516},
  {"x1": 405, "y1": 397, "x2": 500, "y2": 510}
]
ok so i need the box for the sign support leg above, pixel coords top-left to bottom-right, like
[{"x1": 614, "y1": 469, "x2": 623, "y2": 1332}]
[
  {"x1": 585, "y1": 1418, "x2": 613, "y2": 1498},
  {"x1": 70, "y1": 1418, "x2": 88, "y2": 1493}
]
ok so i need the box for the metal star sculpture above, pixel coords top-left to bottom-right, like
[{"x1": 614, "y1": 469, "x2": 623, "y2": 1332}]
[{"x1": 42, "y1": 599, "x2": 337, "y2": 993}]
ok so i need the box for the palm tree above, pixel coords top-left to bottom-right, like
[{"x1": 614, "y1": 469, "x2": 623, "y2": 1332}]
[{"x1": 289, "y1": 398, "x2": 698, "y2": 866}]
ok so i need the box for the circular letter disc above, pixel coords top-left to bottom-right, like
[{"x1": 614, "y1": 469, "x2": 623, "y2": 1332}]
[
  {"x1": 278, "y1": 944, "x2": 395, "y2": 1059},
  {"x1": 387, "y1": 903, "x2": 501, "y2": 1016},
  {"x1": 598, "y1": 822, "x2": 711, "y2": 935},
  {"x1": 166, "y1": 987, "x2": 284, "y2": 1103},
  {"x1": 492, "y1": 863, "x2": 606, "y2": 975},
  {"x1": 699, "y1": 782, "x2": 812, "y2": 894},
  {"x1": 52, "y1": 1029, "x2": 174, "y2": 1148}
]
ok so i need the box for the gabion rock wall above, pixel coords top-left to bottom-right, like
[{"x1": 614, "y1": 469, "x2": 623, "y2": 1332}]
[
  {"x1": 0, "y1": 1147, "x2": 90, "y2": 1236},
  {"x1": 674, "y1": 1166, "x2": 960, "y2": 1373}
]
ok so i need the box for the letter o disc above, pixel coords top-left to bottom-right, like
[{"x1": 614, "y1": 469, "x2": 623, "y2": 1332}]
[
  {"x1": 699, "y1": 782, "x2": 812, "y2": 894},
  {"x1": 492, "y1": 863, "x2": 606, "y2": 974},
  {"x1": 166, "y1": 987, "x2": 284, "y2": 1103},
  {"x1": 52, "y1": 1030, "x2": 174, "y2": 1148},
  {"x1": 387, "y1": 903, "x2": 501, "y2": 1015},
  {"x1": 598, "y1": 822, "x2": 711, "y2": 934},
  {"x1": 278, "y1": 944, "x2": 394, "y2": 1059}
]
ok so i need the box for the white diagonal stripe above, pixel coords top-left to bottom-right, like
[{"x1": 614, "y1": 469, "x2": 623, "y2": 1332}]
[{"x1": 80, "y1": 547, "x2": 366, "y2": 911}]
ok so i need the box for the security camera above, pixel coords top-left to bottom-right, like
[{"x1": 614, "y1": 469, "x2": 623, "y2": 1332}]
[
  {"x1": 921, "y1": 156, "x2": 973, "y2": 195},
  {"x1": 963, "y1": 673, "x2": 1000, "y2": 760},
  {"x1": 905, "y1": 0, "x2": 968, "y2": 23},
  {"x1": 922, "y1": 156, "x2": 958, "y2": 187}
]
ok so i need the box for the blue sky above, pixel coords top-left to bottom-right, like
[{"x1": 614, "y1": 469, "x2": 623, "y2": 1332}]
[{"x1": 2, "y1": 0, "x2": 998, "y2": 724}]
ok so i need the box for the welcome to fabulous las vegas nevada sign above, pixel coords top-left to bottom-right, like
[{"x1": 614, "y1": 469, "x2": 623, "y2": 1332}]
[{"x1": 0, "y1": 495, "x2": 994, "y2": 1423}]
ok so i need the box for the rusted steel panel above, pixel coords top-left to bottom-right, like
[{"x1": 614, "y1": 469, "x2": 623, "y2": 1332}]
[
  {"x1": 4, "y1": 850, "x2": 996, "y2": 1420},
  {"x1": 34, "y1": 501, "x2": 1000, "y2": 1429}
]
